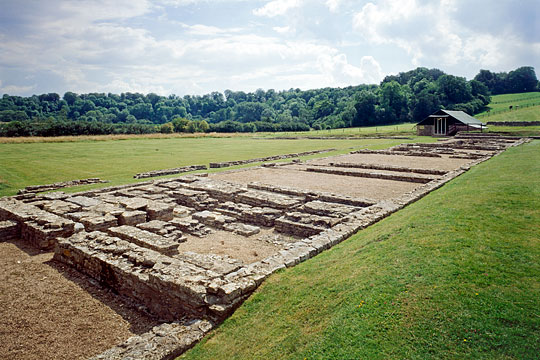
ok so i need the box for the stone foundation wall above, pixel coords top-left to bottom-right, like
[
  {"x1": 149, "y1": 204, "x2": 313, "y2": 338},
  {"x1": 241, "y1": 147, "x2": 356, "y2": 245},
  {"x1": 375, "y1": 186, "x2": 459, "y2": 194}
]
[
  {"x1": 325, "y1": 162, "x2": 448, "y2": 176},
  {"x1": 0, "y1": 220, "x2": 18, "y2": 241},
  {"x1": 305, "y1": 167, "x2": 437, "y2": 184},
  {"x1": 17, "y1": 178, "x2": 107, "y2": 194},
  {"x1": 209, "y1": 149, "x2": 336, "y2": 168},
  {"x1": 134, "y1": 165, "x2": 208, "y2": 179}
]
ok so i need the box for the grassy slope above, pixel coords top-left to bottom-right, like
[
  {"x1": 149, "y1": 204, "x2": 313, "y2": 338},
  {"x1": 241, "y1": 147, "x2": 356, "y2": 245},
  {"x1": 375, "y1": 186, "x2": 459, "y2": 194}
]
[
  {"x1": 183, "y1": 140, "x2": 540, "y2": 360},
  {"x1": 477, "y1": 92, "x2": 540, "y2": 118},
  {"x1": 0, "y1": 136, "x2": 430, "y2": 197}
]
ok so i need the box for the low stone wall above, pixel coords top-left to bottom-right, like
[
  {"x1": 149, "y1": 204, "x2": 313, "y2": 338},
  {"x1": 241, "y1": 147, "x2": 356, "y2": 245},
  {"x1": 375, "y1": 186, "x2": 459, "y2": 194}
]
[
  {"x1": 0, "y1": 199, "x2": 75, "y2": 249},
  {"x1": 17, "y1": 178, "x2": 108, "y2": 194},
  {"x1": 0, "y1": 220, "x2": 18, "y2": 241},
  {"x1": 350, "y1": 149, "x2": 442, "y2": 158},
  {"x1": 209, "y1": 149, "x2": 336, "y2": 168},
  {"x1": 325, "y1": 162, "x2": 448, "y2": 176},
  {"x1": 305, "y1": 167, "x2": 437, "y2": 184},
  {"x1": 134, "y1": 165, "x2": 207, "y2": 179},
  {"x1": 247, "y1": 182, "x2": 376, "y2": 208},
  {"x1": 54, "y1": 231, "x2": 258, "y2": 322},
  {"x1": 90, "y1": 320, "x2": 212, "y2": 360}
]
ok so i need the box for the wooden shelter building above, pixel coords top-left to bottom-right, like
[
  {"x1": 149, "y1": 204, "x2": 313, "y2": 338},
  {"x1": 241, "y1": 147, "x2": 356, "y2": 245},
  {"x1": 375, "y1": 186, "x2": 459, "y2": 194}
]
[{"x1": 416, "y1": 109, "x2": 486, "y2": 136}]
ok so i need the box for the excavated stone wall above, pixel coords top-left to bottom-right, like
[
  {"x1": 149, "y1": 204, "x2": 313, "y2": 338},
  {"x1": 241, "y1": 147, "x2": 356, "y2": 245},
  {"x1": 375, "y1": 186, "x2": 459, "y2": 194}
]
[
  {"x1": 134, "y1": 165, "x2": 208, "y2": 179},
  {"x1": 1, "y1": 134, "x2": 528, "y2": 360},
  {"x1": 209, "y1": 148, "x2": 336, "y2": 168},
  {"x1": 17, "y1": 178, "x2": 108, "y2": 195}
]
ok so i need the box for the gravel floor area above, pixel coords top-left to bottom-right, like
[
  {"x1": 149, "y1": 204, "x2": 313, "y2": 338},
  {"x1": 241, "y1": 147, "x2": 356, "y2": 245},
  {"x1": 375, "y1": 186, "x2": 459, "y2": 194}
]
[
  {"x1": 177, "y1": 228, "x2": 289, "y2": 264},
  {"x1": 213, "y1": 167, "x2": 420, "y2": 201},
  {"x1": 306, "y1": 153, "x2": 471, "y2": 171},
  {"x1": 0, "y1": 239, "x2": 161, "y2": 360}
]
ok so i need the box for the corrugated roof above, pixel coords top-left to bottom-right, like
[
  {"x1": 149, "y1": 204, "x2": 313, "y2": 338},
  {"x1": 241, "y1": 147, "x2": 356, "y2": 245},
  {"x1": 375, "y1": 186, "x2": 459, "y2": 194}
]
[{"x1": 440, "y1": 110, "x2": 485, "y2": 126}]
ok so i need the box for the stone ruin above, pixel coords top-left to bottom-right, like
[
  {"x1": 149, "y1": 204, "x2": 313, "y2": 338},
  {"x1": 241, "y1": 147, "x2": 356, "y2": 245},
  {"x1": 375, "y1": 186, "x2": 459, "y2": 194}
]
[
  {"x1": 208, "y1": 148, "x2": 336, "y2": 168},
  {"x1": 17, "y1": 178, "x2": 108, "y2": 195},
  {"x1": 0, "y1": 134, "x2": 529, "y2": 359}
]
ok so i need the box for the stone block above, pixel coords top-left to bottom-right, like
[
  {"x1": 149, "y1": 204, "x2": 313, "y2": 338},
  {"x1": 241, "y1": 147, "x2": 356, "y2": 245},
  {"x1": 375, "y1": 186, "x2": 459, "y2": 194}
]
[
  {"x1": 118, "y1": 210, "x2": 147, "y2": 226},
  {"x1": 65, "y1": 196, "x2": 101, "y2": 208},
  {"x1": 80, "y1": 213, "x2": 118, "y2": 232},
  {"x1": 0, "y1": 220, "x2": 19, "y2": 241},
  {"x1": 108, "y1": 225, "x2": 179, "y2": 256},
  {"x1": 146, "y1": 201, "x2": 175, "y2": 221}
]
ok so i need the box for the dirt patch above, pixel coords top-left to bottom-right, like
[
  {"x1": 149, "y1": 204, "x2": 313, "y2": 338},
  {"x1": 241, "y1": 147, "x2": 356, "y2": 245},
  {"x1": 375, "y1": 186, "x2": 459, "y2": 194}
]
[
  {"x1": 0, "y1": 239, "x2": 161, "y2": 360},
  {"x1": 212, "y1": 167, "x2": 420, "y2": 201},
  {"x1": 176, "y1": 228, "x2": 288, "y2": 264},
  {"x1": 307, "y1": 153, "x2": 471, "y2": 171}
]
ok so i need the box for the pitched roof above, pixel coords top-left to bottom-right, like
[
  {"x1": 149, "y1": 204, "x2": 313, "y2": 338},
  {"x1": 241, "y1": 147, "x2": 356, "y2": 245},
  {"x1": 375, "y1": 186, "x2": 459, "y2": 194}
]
[
  {"x1": 440, "y1": 110, "x2": 485, "y2": 126},
  {"x1": 417, "y1": 109, "x2": 485, "y2": 127}
]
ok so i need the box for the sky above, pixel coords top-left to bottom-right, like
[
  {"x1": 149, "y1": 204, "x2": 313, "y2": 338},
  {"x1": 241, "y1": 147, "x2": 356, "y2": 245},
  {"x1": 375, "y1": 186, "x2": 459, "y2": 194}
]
[{"x1": 0, "y1": 0, "x2": 539, "y2": 97}]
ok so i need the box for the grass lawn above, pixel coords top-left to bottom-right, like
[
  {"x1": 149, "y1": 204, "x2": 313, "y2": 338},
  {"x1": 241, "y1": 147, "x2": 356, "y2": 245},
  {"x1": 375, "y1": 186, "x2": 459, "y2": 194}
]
[
  {"x1": 182, "y1": 140, "x2": 540, "y2": 360},
  {"x1": 477, "y1": 92, "x2": 540, "y2": 118},
  {"x1": 0, "y1": 136, "x2": 431, "y2": 197},
  {"x1": 259, "y1": 123, "x2": 418, "y2": 138},
  {"x1": 481, "y1": 105, "x2": 540, "y2": 123}
]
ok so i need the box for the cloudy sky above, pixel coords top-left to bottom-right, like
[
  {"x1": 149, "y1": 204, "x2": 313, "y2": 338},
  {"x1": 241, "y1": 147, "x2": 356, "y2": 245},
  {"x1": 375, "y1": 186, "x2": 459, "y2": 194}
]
[{"x1": 0, "y1": 0, "x2": 538, "y2": 97}]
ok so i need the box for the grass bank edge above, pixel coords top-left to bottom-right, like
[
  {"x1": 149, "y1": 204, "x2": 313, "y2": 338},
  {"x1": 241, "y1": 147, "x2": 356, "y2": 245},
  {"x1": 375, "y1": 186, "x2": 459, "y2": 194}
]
[{"x1": 181, "y1": 140, "x2": 540, "y2": 360}]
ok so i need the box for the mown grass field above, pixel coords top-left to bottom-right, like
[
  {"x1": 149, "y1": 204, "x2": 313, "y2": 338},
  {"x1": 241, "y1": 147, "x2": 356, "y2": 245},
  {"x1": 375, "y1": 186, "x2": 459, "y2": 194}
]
[
  {"x1": 482, "y1": 105, "x2": 540, "y2": 123},
  {"x1": 477, "y1": 92, "x2": 540, "y2": 118},
  {"x1": 0, "y1": 136, "x2": 431, "y2": 197},
  {"x1": 182, "y1": 140, "x2": 540, "y2": 360}
]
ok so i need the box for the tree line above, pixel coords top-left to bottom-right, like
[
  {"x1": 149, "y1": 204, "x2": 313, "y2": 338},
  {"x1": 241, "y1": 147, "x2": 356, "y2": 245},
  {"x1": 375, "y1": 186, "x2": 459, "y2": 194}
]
[{"x1": 0, "y1": 66, "x2": 537, "y2": 137}]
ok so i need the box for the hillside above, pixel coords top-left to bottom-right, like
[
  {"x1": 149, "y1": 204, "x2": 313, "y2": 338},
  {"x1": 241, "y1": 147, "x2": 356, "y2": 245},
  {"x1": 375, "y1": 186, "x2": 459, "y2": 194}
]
[
  {"x1": 477, "y1": 92, "x2": 540, "y2": 118},
  {"x1": 182, "y1": 141, "x2": 540, "y2": 359}
]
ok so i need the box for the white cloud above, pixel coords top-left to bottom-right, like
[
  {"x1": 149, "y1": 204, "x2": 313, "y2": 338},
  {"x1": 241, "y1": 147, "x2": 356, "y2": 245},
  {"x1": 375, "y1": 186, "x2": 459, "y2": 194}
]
[
  {"x1": 317, "y1": 53, "x2": 383, "y2": 86},
  {"x1": 1, "y1": 0, "x2": 538, "y2": 96},
  {"x1": 273, "y1": 26, "x2": 293, "y2": 34},
  {"x1": 0, "y1": 81, "x2": 36, "y2": 95},
  {"x1": 181, "y1": 24, "x2": 243, "y2": 36},
  {"x1": 325, "y1": 0, "x2": 342, "y2": 13},
  {"x1": 253, "y1": 0, "x2": 304, "y2": 17}
]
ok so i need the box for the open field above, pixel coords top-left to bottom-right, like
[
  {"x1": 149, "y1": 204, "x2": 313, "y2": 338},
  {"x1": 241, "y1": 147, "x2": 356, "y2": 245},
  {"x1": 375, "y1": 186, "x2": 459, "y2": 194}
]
[
  {"x1": 182, "y1": 139, "x2": 540, "y2": 360},
  {"x1": 259, "y1": 123, "x2": 418, "y2": 138},
  {"x1": 0, "y1": 136, "x2": 433, "y2": 197},
  {"x1": 481, "y1": 105, "x2": 540, "y2": 124},
  {"x1": 477, "y1": 92, "x2": 540, "y2": 118}
]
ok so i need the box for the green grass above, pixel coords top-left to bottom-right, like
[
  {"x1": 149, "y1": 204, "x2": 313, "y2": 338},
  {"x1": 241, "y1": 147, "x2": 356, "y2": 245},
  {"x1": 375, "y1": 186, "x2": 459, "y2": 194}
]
[
  {"x1": 481, "y1": 105, "x2": 540, "y2": 123},
  {"x1": 182, "y1": 140, "x2": 540, "y2": 360},
  {"x1": 477, "y1": 92, "x2": 540, "y2": 118},
  {"x1": 0, "y1": 136, "x2": 431, "y2": 197},
  {"x1": 259, "y1": 123, "x2": 417, "y2": 138}
]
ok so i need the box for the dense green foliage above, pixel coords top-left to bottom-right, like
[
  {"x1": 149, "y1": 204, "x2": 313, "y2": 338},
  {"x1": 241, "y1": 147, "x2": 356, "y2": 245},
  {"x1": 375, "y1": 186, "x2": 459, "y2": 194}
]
[
  {"x1": 0, "y1": 66, "x2": 537, "y2": 136},
  {"x1": 183, "y1": 140, "x2": 540, "y2": 360},
  {"x1": 474, "y1": 66, "x2": 539, "y2": 95}
]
